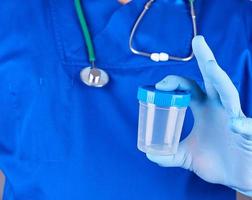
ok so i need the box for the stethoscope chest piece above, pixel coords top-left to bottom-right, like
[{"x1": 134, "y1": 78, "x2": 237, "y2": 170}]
[{"x1": 80, "y1": 66, "x2": 109, "y2": 88}]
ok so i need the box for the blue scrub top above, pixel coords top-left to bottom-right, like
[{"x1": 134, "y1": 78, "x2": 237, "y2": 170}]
[{"x1": 0, "y1": 0, "x2": 251, "y2": 199}]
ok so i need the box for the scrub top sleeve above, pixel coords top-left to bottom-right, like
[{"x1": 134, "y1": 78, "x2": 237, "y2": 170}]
[
  {"x1": 0, "y1": 1, "x2": 28, "y2": 167},
  {"x1": 0, "y1": 70, "x2": 19, "y2": 167}
]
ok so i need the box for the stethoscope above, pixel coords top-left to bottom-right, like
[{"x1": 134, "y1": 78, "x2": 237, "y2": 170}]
[{"x1": 74, "y1": 0, "x2": 197, "y2": 88}]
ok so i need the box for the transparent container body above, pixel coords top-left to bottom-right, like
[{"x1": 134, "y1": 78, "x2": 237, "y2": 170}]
[{"x1": 137, "y1": 102, "x2": 187, "y2": 155}]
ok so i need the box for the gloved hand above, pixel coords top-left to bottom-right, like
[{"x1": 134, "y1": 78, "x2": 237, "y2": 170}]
[{"x1": 147, "y1": 36, "x2": 252, "y2": 197}]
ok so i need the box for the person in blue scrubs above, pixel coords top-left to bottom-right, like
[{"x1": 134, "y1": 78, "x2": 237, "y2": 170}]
[{"x1": 0, "y1": 0, "x2": 251, "y2": 199}]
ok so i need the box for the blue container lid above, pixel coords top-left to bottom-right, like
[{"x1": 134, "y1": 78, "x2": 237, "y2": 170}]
[{"x1": 137, "y1": 86, "x2": 191, "y2": 108}]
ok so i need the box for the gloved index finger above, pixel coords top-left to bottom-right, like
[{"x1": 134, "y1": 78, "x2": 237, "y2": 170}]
[
  {"x1": 192, "y1": 36, "x2": 242, "y2": 117},
  {"x1": 192, "y1": 36, "x2": 218, "y2": 98},
  {"x1": 205, "y1": 60, "x2": 242, "y2": 117}
]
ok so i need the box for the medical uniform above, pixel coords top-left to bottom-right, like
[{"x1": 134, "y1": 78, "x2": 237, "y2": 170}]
[{"x1": 0, "y1": 0, "x2": 251, "y2": 199}]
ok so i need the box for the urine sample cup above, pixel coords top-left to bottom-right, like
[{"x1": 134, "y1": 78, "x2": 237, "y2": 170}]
[{"x1": 137, "y1": 86, "x2": 191, "y2": 155}]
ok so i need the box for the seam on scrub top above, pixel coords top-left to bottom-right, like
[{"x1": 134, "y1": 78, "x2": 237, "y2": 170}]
[
  {"x1": 48, "y1": 0, "x2": 66, "y2": 64},
  {"x1": 61, "y1": 59, "x2": 190, "y2": 69},
  {"x1": 62, "y1": 61, "x2": 241, "y2": 88}
]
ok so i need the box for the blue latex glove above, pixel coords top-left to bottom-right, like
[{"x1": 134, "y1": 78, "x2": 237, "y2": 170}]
[{"x1": 147, "y1": 36, "x2": 252, "y2": 197}]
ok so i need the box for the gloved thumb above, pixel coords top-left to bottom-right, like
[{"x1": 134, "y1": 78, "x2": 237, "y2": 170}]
[{"x1": 146, "y1": 140, "x2": 192, "y2": 169}]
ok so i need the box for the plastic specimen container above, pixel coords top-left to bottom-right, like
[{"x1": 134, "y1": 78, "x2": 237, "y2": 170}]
[{"x1": 137, "y1": 86, "x2": 191, "y2": 155}]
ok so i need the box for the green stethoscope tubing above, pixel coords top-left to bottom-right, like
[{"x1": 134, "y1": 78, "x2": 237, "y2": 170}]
[
  {"x1": 74, "y1": 0, "x2": 96, "y2": 65},
  {"x1": 74, "y1": 0, "x2": 110, "y2": 88}
]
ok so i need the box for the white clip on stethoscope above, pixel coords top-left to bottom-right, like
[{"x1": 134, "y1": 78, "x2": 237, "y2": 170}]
[{"x1": 75, "y1": 0, "x2": 197, "y2": 88}]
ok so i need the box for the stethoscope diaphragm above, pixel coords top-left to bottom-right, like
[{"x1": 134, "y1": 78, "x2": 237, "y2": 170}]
[{"x1": 80, "y1": 66, "x2": 109, "y2": 87}]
